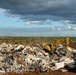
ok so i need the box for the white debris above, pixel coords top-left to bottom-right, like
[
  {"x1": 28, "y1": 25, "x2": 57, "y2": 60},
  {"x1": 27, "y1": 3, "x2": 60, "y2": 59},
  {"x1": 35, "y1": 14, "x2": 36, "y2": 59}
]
[
  {"x1": 55, "y1": 62, "x2": 65, "y2": 70},
  {"x1": 15, "y1": 45, "x2": 24, "y2": 50},
  {"x1": 0, "y1": 70, "x2": 5, "y2": 73},
  {"x1": 67, "y1": 47, "x2": 73, "y2": 52},
  {"x1": 64, "y1": 58, "x2": 75, "y2": 68},
  {"x1": 0, "y1": 43, "x2": 75, "y2": 73}
]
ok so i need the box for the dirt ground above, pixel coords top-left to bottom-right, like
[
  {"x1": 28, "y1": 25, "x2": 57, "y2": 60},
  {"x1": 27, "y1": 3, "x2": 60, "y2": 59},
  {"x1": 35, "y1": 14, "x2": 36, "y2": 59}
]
[
  {"x1": 0, "y1": 70, "x2": 76, "y2": 75},
  {"x1": 0, "y1": 43, "x2": 76, "y2": 75},
  {"x1": 70, "y1": 43, "x2": 76, "y2": 49}
]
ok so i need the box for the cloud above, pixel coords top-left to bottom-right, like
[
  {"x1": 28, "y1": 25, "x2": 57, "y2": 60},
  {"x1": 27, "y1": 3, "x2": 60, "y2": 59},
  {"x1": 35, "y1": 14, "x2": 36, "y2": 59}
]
[
  {"x1": 61, "y1": 20, "x2": 72, "y2": 23},
  {"x1": 0, "y1": 8, "x2": 6, "y2": 12},
  {"x1": 68, "y1": 26, "x2": 76, "y2": 30},
  {"x1": 25, "y1": 19, "x2": 53, "y2": 25},
  {"x1": 0, "y1": 0, "x2": 76, "y2": 23},
  {"x1": 60, "y1": 20, "x2": 73, "y2": 25},
  {"x1": 57, "y1": 28, "x2": 61, "y2": 31},
  {"x1": 25, "y1": 21, "x2": 43, "y2": 25}
]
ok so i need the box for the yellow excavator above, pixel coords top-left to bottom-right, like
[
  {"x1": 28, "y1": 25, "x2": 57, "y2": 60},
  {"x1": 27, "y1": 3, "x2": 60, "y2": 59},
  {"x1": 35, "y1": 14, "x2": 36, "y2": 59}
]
[{"x1": 41, "y1": 37, "x2": 69, "y2": 51}]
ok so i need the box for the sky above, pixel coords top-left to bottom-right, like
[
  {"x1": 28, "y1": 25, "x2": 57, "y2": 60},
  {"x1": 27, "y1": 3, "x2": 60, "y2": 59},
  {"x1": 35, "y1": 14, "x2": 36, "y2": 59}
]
[{"x1": 0, "y1": 0, "x2": 76, "y2": 36}]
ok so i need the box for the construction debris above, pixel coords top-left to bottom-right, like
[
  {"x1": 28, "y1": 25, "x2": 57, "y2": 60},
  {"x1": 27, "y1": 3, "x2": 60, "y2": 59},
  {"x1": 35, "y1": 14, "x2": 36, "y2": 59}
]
[{"x1": 0, "y1": 43, "x2": 76, "y2": 73}]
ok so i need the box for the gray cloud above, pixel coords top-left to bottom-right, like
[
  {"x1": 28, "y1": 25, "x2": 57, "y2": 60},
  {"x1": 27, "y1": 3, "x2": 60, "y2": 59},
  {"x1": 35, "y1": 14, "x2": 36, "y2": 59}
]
[{"x1": 0, "y1": 0, "x2": 76, "y2": 23}]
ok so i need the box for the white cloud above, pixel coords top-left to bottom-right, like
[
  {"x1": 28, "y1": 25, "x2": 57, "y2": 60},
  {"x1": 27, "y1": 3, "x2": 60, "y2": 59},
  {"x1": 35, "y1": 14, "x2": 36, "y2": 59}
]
[
  {"x1": 0, "y1": 8, "x2": 6, "y2": 12},
  {"x1": 68, "y1": 26, "x2": 71, "y2": 29},
  {"x1": 43, "y1": 19, "x2": 52, "y2": 25},
  {"x1": 72, "y1": 27, "x2": 76, "y2": 30},
  {"x1": 68, "y1": 26, "x2": 76, "y2": 30},
  {"x1": 58, "y1": 28, "x2": 61, "y2": 31},
  {"x1": 25, "y1": 21, "x2": 43, "y2": 25},
  {"x1": 51, "y1": 27, "x2": 55, "y2": 30},
  {"x1": 63, "y1": 20, "x2": 70, "y2": 23},
  {"x1": 60, "y1": 20, "x2": 73, "y2": 25},
  {"x1": 25, "y1": 19, "x2": 74, "y2": 26},
  {"x1": 25, "y1": 19, "x2": 53, "y2": 25}
]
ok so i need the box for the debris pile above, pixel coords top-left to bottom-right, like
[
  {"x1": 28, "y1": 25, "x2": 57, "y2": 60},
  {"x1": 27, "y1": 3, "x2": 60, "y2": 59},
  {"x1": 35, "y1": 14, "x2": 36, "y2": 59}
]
[{"x1": 0, "y1": 43, "x2": 76, "y2": 73}]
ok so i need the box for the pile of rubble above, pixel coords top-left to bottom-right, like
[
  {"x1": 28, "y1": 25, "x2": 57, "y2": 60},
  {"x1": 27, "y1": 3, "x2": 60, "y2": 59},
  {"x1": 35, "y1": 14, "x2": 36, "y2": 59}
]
[{"x1": 0, "y1": 43, "x2": 76, "y2": 73}]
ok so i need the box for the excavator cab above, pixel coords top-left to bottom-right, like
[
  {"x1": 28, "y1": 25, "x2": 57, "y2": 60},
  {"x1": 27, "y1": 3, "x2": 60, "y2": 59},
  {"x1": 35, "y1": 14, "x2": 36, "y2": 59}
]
[{"x1": 41, "y1": 43, "x2": 52, "y2": 51}]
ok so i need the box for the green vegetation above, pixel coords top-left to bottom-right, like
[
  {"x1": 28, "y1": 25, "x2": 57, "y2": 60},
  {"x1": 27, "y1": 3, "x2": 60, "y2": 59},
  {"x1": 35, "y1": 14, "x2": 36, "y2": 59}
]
[{"x1": 0, "y1": 37, "x2": 76, "y2": 45}]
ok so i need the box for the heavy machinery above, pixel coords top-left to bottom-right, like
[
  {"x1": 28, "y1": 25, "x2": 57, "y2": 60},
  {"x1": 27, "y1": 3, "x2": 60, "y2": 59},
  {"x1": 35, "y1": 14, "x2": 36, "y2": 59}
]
[{"x1": 41, "y1": 37, "x2": 69, "y2": 51}]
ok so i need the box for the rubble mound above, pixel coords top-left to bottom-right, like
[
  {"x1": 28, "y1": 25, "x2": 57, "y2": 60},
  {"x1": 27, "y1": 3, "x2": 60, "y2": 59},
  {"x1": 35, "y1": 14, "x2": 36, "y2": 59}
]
[{"x1": 0, "y1": 43, "x2": 76, "y2": 74}]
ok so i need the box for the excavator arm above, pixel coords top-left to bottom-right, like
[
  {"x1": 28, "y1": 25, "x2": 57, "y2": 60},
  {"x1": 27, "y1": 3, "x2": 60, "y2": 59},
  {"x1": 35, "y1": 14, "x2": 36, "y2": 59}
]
[
  {"x1": 51, "y1": 37, "x2": 69, "y2": 50},
  {"x1": 41, "y1": 37, "x2": 69, "y2": 51}
]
